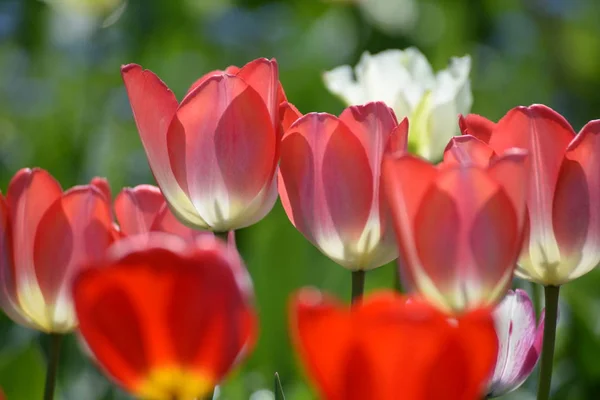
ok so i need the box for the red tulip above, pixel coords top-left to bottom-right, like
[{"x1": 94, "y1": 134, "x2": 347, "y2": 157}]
[
  {"x1": 290, "y1": 289, "x2": 498, "y2": 400},
  {"x1": 121, "y1": 58, "x2": 287, "y2": 232},
  {"x1": 382, "y1": 144, "x2": 528, "y2": 312},
  {"x1": 114, "y1": 184, "x2": 211, "y2": 242},
  {"x1": 460, "y1": 105, "x2": 600, "y2": 285},
  {"x1": 278, "y1": 102, "x2": 407, "y2": 270},
  {"x1": 0, "y1": 168, "x2": 114, "y2": 333},
  {"x1": 73, "y1": 234, "x2": 256, "y2": 399}
]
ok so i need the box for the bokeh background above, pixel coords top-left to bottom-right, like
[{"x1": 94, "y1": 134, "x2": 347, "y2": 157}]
[{"x1": 1, "y1": 0, "x2": 600, "y2": 398}]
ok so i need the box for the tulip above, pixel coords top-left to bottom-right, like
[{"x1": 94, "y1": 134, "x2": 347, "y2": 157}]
[
  {"x1": 0, "y1": 168, "x2": 114, "y2": 333},
  {"x1": 382, "y1": 142, "x2": 528, "y2": 313},
  {"x1": 278, "y1": 101, "x2": 406, "y2": 271},
  {"x1": 290, "y1": 289, "x2": 498, "y2": 400},
  {"x1": 323, "y1": 48, "x2": 472, "y2": 160},
  {"x1": 72, "y1": 233, "x2": 256, "y2": 399},
  {"x1": 459, "y1": 105, "x2": 600, "y2": 285},
  {"x1": 488, "y1": 289, "x2": 544, "y2": 398},
  {"x1": 121, "y1": 58, "x2": 286, "y2": 232},
  {"x1": 114, "y1": 184, "x2": 210, "y2": 242}
]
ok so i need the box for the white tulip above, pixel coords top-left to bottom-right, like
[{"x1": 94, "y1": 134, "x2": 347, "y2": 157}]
[{"x1": 323, "y1": 48, "x2": 472, "y2": 160}]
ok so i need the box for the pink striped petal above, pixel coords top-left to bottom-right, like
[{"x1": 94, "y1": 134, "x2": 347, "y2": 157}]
[
  {"x1": 442, "y1": 135, "x2": 495, "y2": 167},
  {"x1": 33, "y1": 186, "x2": 114, "y2": 330},
  {"x1": 121, "y1": 64, "x2": 203, "y2": 229},
  {"x1": 458, "y1": 114, "x2": 496, "y2": 143},
  {"x1": 553, "y1": 120, "x2": 600, "y2": 281},
  {"x1": 115, "y1": 185, "x2": 165, "y2": 236},
  {"x1": 168, "y1": 74, "x2": 276, "y2": 230},
  {"x1": 492, "y1": 105, "x2": 575, "y2": 272}
]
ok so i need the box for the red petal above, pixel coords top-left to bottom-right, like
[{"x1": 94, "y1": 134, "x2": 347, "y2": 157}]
[
  {"x1": 385, "y1": 117, "x2": 409, "y2": 155},
  {"x1": 151, "y1": 203, "x2": 210, "y2": 242},
  {"x1": 442, "y1": 135, "x2": 495, "y2": 167},
  {"x1": 491, "y1": 105, "x2": 574, "y2": 264},
  {"x1": 168, "y1": 74, "x2": 276, "y2": 226},
  {"x1": 236, "y1": 58, "x2": 279, "y2": 127},
  {"x1": 279, "y1": 101, "x2": 303, "y2": 133},
  {"x1": 90, "y1": 177, "x2": 112, "y2": 202},
  {"x1": 184, "y1": 67, "x2": 239, "y2": 99},
  {"x1": 382, "y1": 155, "x2": 437, "y2": 289},
  {"x1": 73, "y1": 245, "x2": 256, "y2": 396},
  {"x1": 114, "y1": 185, "x2": 164, "y2": 235},
  {"x1": 34, "y1": 186, "x2": 114, "y2": 309},
  {"x1": 553, "y1": 120, "x2": 600, "y2": 279},
  {"x1": 488, "y1": 150, "x2": 529, "y2": 229},
  {"x1": 459, "y1": 114, "x2": 496, "y2": 143}
]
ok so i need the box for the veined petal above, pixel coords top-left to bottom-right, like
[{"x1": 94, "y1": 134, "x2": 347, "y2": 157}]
[
  {"x1": 168, "y1": 74, "x2": 276, "y2": 231},
  {"x1": 115, "y1": 185, "x2": 164, "y2": 236},
  {"x1": 553, "y1": 120, "x2": 600, "y2": 282},
  {"x1": 491, "y1": 105, "x2": 575, "y2": 273},
  {"x1": 121, "y1": 64, "x2": 204, "y2": 229},
  {"x1": 458, "y1": 114, "x2": 495, "y2": 143},
  {"x1": 73, "y1": 244, "x2": 256, "y2": 399},
  {"x1": 33, "y1": 185, "x2": 114, "y2": 332}
]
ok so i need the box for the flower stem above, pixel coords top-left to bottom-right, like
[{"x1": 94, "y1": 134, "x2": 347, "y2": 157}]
[
  {"x1": 214, "y1": 231, "x2": 229, "y2": 242},
  {"x1": 43, "y1": 333, "x2": 62, "y2": 400},
  {"x1": 537, "y1": 285, "x2": 560, "y2": 400},
  {"x1": 351, "y1": 270, "x2": 365, "y2": 304}
]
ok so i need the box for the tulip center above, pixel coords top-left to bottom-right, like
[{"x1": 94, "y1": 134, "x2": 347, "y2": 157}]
[{"x1": 136, "y1": 366, "x2": 213, "y2": 400}]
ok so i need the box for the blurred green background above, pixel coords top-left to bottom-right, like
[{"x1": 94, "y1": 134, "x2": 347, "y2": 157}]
[{"x1": 1, "y1": 0, "x2": 600, "y2": 398}]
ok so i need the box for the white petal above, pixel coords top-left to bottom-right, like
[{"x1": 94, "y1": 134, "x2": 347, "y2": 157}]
[{"x1": 322, "y1": 65, "x2": 365, "y2": 105}]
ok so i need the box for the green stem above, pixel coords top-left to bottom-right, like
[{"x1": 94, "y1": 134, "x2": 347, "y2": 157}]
[
  {"x1": 351, "y1": 270, "x2": 365, "y2": 304},
  {"x1": 43, "y1": 334, "x2": 62, "y2": 400},
  {"x1": 393, "y1": 263, "x2": 403, "y2": 293},
  {"x1": 531, "y1": 281, "x2": 542, "y2": 318},
  {"x1": 537, "y1": 285, "x2": 560, "y2": 400},
  {"x1": 214, "y1": 231, "x2": 229, "y2": 242}
]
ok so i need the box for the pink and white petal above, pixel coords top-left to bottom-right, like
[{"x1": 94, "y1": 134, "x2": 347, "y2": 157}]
[
  {"x1": 489, "y1": 289, "x2": 538, "y2": 396},
  {"x1": 121, "y1": 64, "x2": 204, "y2": 230},
  {"x1": 458, "y1": 114, "x2": 495, "y2": 143},
  {"x1": 555, "y1": 120, "x2": 600, "y2": 281},
  {"x1": 114, "y1": 185, "x2": 164, "y2": 236},
  {"x1": 169, "y1": 74, "x2": 276, "y2": 231},
  {"x1": 33, "y1": 186, "x2": 114, "y2": 332},
  {"x1": 492, "y1": 105, "x2": 575, "y2": 273},
  {"x1": 442, "y1": 135, "x2": 495, "y2": 167},
  {"x1": 6, "y1": 169, "x2": 62, "y2": 328}
]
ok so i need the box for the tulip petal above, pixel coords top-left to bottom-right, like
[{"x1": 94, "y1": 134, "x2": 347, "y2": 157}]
[
  {"x1": 488, "y1": 150, "x2": 529, "y2": 229},
  {"x1": 458, "y1": 114, "x2": 495, "y2": 143},
  {"x1": 168, "y1": 74, "x2": 276, "y2": 230},
  {"x1": 151, "y1": 203, "x2": 209, "y2": 242},
  {"x1": 279, "y1": 113, "x2": 374, "y2": 267},
  {"x1": 236, "y1": 58, "x2": 279, "y2": 128},
  {"x1": 385, "y1": 117, "x2": 409, "y2": 155},
  {"x1": 442, "y1": 135, "x2": 495, "y2": 167},
  {"x1": 382, "y1": 155, "x2": 437, "y2": 290},
  {"x1": 33, "y1": 186, "x2": 114, "y2": 332},
  {"x1": 121, "y1": 64, "x2": 204, "y2": 229},
  {"x1": 5, "y1": 169, "x2": 62, "y2": 328},
  {"x1": 492, "y1": 105, "x2": 575, "y2": 271},
  {"x1": 184, "y1": 66, "x2": 240, "y2": 99},
  {"x1": 90, "y1": 177, "x2": 112, "y2": 202},
  {"x1": 553, "y1": 120, "x2": 600, "y2": 281},
  {"x1": 115, "y1": 185, "x2": 165, "y2": 235},
  {"x1": 279, "y1": 101, "x2": 303, "y2": 133},
  {"x1": 73, "y1": 246, "x2": 256, "y2": 399}
]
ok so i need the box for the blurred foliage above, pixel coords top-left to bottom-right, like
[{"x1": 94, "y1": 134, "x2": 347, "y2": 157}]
[{"x1": 1, "y1": 0, "x2": 600, "y2": 399}]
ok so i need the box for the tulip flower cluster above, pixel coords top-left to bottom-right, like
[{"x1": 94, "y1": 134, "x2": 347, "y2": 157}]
[{"x1": 0, "y1": 49, "x2": 596, "y2": 400}]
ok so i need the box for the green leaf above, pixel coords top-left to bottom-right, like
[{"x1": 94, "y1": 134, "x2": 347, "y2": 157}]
[{"x1": 275, "y1": 372, "x2": 285, "y2": 400}]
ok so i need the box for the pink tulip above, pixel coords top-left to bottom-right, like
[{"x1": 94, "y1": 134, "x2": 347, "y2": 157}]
[
  {"x1": 488, "y1": 289, "x2": 544, "y2": 397},
  {"x1": 460, "y1": 105, "x2": 600, "y2": 285},
  {"x1": 382, "y1": 140, "x2": 528, "y2": 312},
  {"x1": 121, "y1": 58, "x2": 287, "y2": 232},
  {"x1": 278, "y1": 102, "x2": 407, "y2": 270},
  {"x1": 0, "y1": 168, "x2": 114, "y2": 333}
]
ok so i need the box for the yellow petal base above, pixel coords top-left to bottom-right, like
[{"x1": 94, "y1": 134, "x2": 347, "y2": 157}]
[{"x1": 136, "y1": 366, "x2": 213, "y2": 400}]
